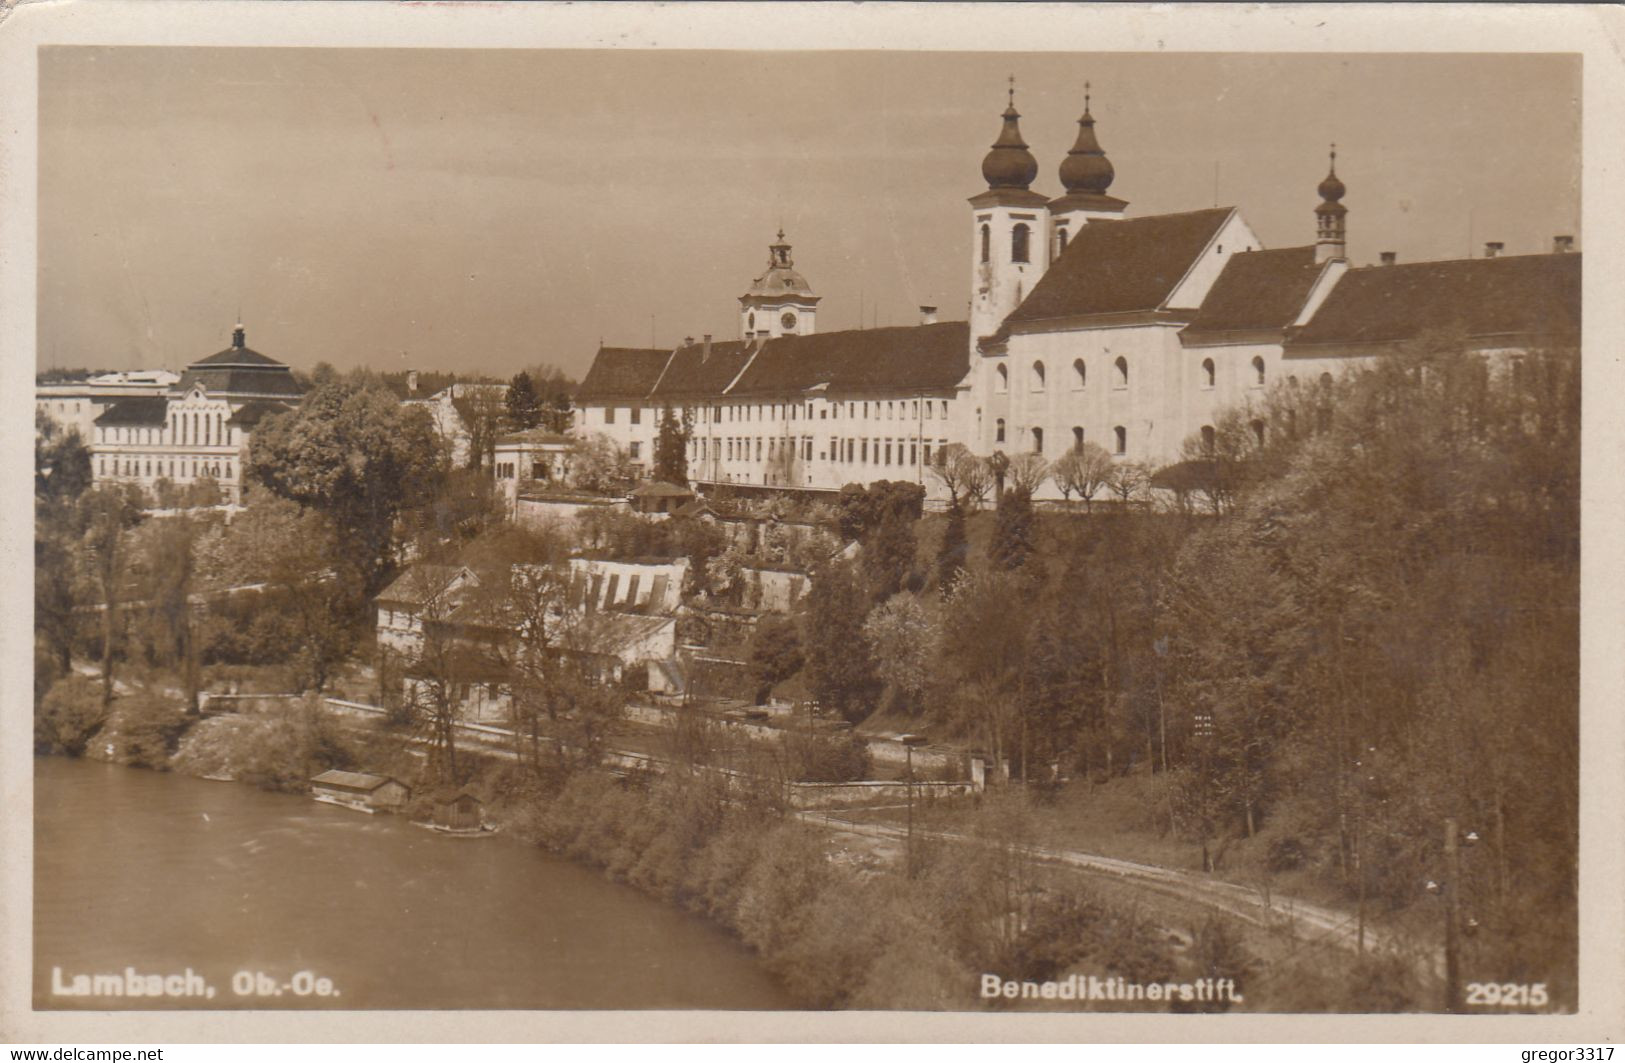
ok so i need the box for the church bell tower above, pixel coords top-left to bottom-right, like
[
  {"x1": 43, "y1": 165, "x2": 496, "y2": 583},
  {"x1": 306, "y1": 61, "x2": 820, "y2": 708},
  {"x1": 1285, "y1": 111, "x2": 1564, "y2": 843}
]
[{"x1": 739, "y1": 231, "x2": 821, "y2": 341}]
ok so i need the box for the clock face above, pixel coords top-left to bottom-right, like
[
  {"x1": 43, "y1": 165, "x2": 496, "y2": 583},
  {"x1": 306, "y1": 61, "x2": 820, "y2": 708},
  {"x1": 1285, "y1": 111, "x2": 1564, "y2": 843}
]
[{"x1": 780, "y1": 311, "x2": 798, "y2": 330}]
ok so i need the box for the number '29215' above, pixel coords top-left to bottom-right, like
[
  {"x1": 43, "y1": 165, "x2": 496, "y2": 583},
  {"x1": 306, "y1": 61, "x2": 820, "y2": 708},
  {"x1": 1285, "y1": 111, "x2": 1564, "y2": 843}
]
[{"x1": 1464, "y1": 981, "x2": 1547, "y2": 1007}]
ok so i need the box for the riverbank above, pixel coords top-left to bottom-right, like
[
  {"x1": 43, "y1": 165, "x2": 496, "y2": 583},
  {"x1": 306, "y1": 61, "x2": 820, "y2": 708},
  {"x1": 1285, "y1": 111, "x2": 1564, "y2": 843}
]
[{"x1": 34, "y1": 675, "x2": 1435, "y2": 1011}]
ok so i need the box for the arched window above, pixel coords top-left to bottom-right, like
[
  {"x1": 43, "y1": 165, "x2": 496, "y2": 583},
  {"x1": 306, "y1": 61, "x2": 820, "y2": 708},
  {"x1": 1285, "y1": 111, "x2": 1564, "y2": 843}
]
[
  {"x1": 1032, "y1": 427, "x2": 1044, "y2": 454},
  {"x1": 1252, "y1": 356, "x2": 1266, "y2": 386},
  {"x1": 995, "y1": 364, "x2": 1009, "y2": 394},
  {"x1": 1201, "y1": 358, "x2": 1216, "y2": 389},
  {"x1": 1250, "y1": 419, "x2": 1266, "y2": 447},
  {"x1": 1068, "y1": 359, "x2": 1085, "y2": 390},
  {"x1": 980, "y1": 224, "x2": 991, "y2": 263},
  {"x1": 1012, "y1": 224, "x2": 1031, "y2": 264},
  {"x1": 1031, "y1": 360, "x2": 1046, "y2": 391},
  {"x1": 1288, "y1": 375, "x2": 1299, "y2": 389},
  {"x1": 1058, "y1": 227, "x2": 1070, "y2": 253},
  {"x1": 1113, "y1": 425, "x2": 1127, "y2": 455},
  {"x1": 1114, "y1": 356, "x2": 1129, "y2": 388},
  {"x1": 1072, "y1": 426, "x2": 1084, "y2": 451},
  {"x1": 749, "y1": 311, "x2": 756, "y2": 330},
  {"x1": 1320, "y1": 372, "x2": 1334, "y2": 389},
  {"x1": 995, "y1": 418, "x2": 1006, "y2": 444},
  {"x1": 1200, "y1": 425, "x2": 1216, "y2": 454}
]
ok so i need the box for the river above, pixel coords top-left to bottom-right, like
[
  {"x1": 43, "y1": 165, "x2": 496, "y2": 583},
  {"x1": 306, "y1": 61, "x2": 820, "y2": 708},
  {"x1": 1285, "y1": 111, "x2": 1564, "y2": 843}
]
[{"x1": 33, "y1": 757, "x2": 795, "y2": 1010}]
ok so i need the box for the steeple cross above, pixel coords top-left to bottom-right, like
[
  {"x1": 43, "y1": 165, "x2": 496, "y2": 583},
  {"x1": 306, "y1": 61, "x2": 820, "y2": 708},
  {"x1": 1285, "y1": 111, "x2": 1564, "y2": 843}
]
[{"x1": 1007, "y1": 75, "x2": 1015, "y2": 107}]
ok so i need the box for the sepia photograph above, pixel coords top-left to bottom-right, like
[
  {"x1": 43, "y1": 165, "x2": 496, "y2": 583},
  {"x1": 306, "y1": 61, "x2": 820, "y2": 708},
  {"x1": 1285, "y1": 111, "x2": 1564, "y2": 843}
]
[{"x1": 5, "y1": 0, "x2": 1624, "y2": 1045}]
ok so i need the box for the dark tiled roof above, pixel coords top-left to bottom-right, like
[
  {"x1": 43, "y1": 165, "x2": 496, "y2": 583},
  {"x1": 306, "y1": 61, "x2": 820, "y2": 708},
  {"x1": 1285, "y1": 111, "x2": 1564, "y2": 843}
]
[
  {"x1": 1181, "y1": 246, "x2": 1322, "y2": 338},
  {"x1": 495, "y1": 428, "x2": 573, "y2": 445},
  {"x1": 189, "y1": 346, "x2": 285, "y2": 368},
  {"x1": 176, "y1": 367, "x2": 305, "y2": 399},
  {"x1": 1287, "y1": 253, "x2": 1581, "y2": 349},
  {"x1": 1003, "y1": 208, "x2": 1234, "y2": 328},
  {"x1": 729, "y1": 322, "x2": 971, "y2": 397},
  {"x1": 649, "y1": 340, "x2": 754, "y2": 400},
  {"x1": 375, "y1": 564, "x2": 470, "y2": 607},
  {"x1": 576, "y1": 346, "x2": 672, "y2": 402},
  {"x1": 226, "y1": 399, "x2": 295, "y2": 428},
  {"x1": 632, "y1": 481, "x2": 696, "y2": 498},
  {"x1": 94, "y1": 396, "x2": 169, "y2": 426}
]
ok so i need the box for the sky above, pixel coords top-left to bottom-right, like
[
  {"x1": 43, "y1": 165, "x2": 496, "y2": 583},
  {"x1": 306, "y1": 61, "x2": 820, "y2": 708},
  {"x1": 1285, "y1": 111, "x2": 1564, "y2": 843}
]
[{"x1": 37, "y1": 48, "x2": 1580, "y2": 381}]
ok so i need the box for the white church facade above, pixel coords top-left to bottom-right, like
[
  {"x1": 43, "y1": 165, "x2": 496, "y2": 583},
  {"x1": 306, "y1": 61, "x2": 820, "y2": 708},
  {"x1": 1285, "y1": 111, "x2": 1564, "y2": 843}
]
[{"x1": 575, "y1": 85, "x2": 1579, "y2": 501}]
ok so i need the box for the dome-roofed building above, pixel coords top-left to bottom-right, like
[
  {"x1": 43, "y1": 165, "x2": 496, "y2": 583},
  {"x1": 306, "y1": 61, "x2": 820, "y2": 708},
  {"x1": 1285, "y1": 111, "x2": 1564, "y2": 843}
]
[
  {"x1": 739, "y1": 230, "x2": 821, "y2": 340},
  {"x1": 89, "y1": 323, "x2": 305, "y2": 505}
]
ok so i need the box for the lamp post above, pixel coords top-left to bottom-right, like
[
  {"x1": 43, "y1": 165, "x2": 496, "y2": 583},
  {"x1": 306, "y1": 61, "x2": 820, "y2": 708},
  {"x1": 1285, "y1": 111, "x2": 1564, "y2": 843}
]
[
  {"x1": 1432, "y1": 817, "x2": 1479, "y2": 1012},
  {"x1": 901, "y1": 733, "x2": 928, "y2": 877}
]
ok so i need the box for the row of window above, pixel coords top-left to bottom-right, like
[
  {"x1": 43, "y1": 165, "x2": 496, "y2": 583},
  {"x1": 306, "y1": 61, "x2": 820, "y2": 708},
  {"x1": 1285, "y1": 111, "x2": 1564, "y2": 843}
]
[
  {"x1": 994, "y1": 354, "x2": 1277, "y2": 396},
  {"x1": 979, "y1": 222, "x2": 1033, "y2": 265},
  {"x1": 995, "y1": 420, "x2": 1128, "y2": 456},
  {"x1": 603, "y1": 398, "x2": 952, "y2": 427},
  {"x1": 494, "y1": 461, "x2": 553, "y2": 480},
  {"x1": 98, "y1": 415, "x2": 237, "y2": 447},
  {"x1": 695, "y1": 435, "x2": 951, "y2": 468},
  {"x1": 99, "y1": 457, "x2": 232, "y2": 480}
]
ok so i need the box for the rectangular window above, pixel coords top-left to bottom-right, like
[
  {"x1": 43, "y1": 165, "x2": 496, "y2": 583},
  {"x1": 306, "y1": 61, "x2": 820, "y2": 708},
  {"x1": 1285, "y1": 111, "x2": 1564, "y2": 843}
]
[
  {"x1": 629, "y1": 442, "x2": 641, "y2": 460},
  {"x1": 630, "y1": 407, "x2": 641, "y2": 425},
  {"x1": 922, "y1": 443, "x2": 932, "y2": 465},
  {"x1": 910, "y1": 443, "x2": 917, "y2": 466},
  {"x1": 755, "y1": 438, "x2": 762, "y2": 461},
  {"x1": 605, "y1": 407, "x2": 616, "y2": 425},
  {"x1": 885, "y1": 442, "x2": 892, "y2": 465},
  {"x1": 861, "y1": 439, "x2": 868, "y2": 463}
]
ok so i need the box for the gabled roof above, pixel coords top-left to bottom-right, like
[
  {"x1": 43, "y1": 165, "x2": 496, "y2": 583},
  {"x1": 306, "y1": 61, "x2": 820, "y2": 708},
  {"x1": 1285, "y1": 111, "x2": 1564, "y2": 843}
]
[
  {"x1": 649, "y1": 339, "x2": 754, "y2": 400},
  {"x1": 576, "y1": 346, "x2": 672, "y2": 402},
  {"x1": 495, "y1": 428, "x2": 573, "y2": 446},
  {"x1": 728, "y1": 321, "x2": 970, "y2": 397},
  {"x1": 1287, "y1": 252, "x2": 1581, "y2": 350},
  {"x1": 226, "y1": 399, "x2": 295, "y2": 428},
  {"x1": 94, "y1": 396, "x2": 169, "y2": 426},
  {"x1": 1181, "y1": 246, "x2": 1322, "y2": 340},
  {"x1": 1002, "y1": 208, "x2": 1234, "y2": 329},
  {"x1": 375, "y1": 563, "x2": 475, "y2": 607},
  {"x1": 311, "y1": 770, "x2": 399, "y2": 792},
  {"x1": 631, "y1": 481, "x2": 696, "y2": 499}
]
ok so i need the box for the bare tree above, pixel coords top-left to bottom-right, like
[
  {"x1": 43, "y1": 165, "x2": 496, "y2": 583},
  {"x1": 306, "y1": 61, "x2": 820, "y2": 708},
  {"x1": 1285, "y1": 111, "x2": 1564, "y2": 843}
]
[
  {"x1": 930, "y1": 444, "x2": 992, "y2": 510},
  {"x1": 1005, "y1": 452, "x2": 1051, "y2": 496},
  {"x1": 1108, "y1": 460, "x2": 1153, "y2": 505},
  {"x1": 1051, "y1": 442, "x2": 1116, "y2": 511}
]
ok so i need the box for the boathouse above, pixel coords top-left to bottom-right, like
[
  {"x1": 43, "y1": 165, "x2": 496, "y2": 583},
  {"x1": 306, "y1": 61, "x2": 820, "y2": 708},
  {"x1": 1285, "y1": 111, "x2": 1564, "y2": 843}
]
[
  {"x1": 431, "y1": 789, "x2": 484, "y2": 831},
  {"x1": 310, "y1": 770, "x2": 411, "y2": 811}
]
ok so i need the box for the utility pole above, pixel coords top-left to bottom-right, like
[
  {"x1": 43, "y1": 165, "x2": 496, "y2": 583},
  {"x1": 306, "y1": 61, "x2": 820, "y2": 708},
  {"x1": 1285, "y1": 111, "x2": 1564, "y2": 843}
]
[{"x1": 1444, "y1": 816, "x2": 1462, "y2": 1013}]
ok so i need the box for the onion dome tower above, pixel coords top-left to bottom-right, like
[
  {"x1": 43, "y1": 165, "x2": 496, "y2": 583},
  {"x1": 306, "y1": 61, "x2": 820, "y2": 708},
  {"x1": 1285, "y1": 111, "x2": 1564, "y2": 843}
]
[
  {"x1": 1048, "y1": 83, "x2": 1129, "y2": 251},
  {"x1": 1315, "y1": 145, "x2": 1348, "y2": 264},
  {"x1": 968, "y1": 79, "x2": 1053, "y2": 451}
]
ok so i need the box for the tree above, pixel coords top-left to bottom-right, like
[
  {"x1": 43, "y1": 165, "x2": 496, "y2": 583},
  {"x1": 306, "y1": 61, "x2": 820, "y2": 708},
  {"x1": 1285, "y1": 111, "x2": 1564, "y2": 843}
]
[
  {"x1": 36, "y1": 413, "x2": 93, "y2": 683},
  {"x1": 1005, "y1": 452, "x2": 1050, "y2": 497},
  {"x1": 747, "y1": 615, "x2": 804, "y2": 704},
  {"x1": 248, "y1": 380, "x2": 446, "y2": 596},
  {"x1": 568, "y1": 433, "x2": 631, "y2": 494},
  {"x1": 862, "y1": 595, "x2": 937, "y2": 704},
  {"x1": 988, "y1": 487, "x2": 1036, "y2": 571},
  {"x1": 77, "y1": 485, "x2": 145, "y2": 705},
  {"x1": 930, "y1": 444, "x2": 991, "y2": 510},
  {"x1": 504, "y1": 371, "x2": 544, "y2": 431},
  {"x1": 1108, "y1": 460, "x2": 1153, "y2": 505},
  {"x1": 862, "y1": 506, "x2": 918, "y2": 600},
  {"x1": 938, "y1": 568, "x2": 1034, "y2": 778},
  {"x1": 802, "y1": 561, "x2": 881, "y2": 723},
  {"x1": 654, "y1": 406, "x2": 692, "y2": 487},
  {"x1": 1051, "y1": 442, "x2": 1115, "y2": 511},
  {"x1": 456, "y1": 386, "x2": 508, "y2": 471},
  {"x1": 141, "y1": 515, "x2": 202, "y2": 712},
  {"x1": 936, "y1": 501, "x2": 969, "y2": 589}
]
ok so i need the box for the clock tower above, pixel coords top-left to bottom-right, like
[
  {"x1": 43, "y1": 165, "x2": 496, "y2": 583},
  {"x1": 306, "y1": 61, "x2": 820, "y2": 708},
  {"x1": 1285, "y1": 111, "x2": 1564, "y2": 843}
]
[{"x1": 739, "y1": 230, "x2": 820, "y2": 341}]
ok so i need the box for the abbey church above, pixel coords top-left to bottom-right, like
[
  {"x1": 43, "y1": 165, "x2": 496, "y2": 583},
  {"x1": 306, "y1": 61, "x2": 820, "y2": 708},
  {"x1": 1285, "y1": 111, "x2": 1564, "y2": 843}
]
[{"x1": 576, "y1": 86, "x2": 1580, "y2": 500}]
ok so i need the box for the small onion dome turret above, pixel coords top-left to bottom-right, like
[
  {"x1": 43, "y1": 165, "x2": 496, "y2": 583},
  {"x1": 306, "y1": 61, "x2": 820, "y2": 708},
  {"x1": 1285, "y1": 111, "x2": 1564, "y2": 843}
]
[
  {"x1": 981, "y1": 86, "x2": 1039, "y2": 191},
  {"x1": 1317, "y1": 146, "x2": 1347, "y2": 215},
  {"x1": 1059, "y1": 88, "x2": 1115, "y2": 195}
]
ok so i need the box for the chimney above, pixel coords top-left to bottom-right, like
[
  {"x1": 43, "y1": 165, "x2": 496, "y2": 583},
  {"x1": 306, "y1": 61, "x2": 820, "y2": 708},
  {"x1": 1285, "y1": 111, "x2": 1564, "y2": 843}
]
[
  {"x1": 701, "y1": 334, "x2": 713, "y2": 362},
  {"x1": 683, "y1": 335, "x2": 694, "y2": 349},
  {"x1": 406, "y1": 369, "x2": 419, "y2": 395},
  {"x1": 231, "y1": 323, "x2": 246, "y2": 349},
  {"x1": 1379, "y1": 251, "x2": 1396, "y2": 267},
  {"x1": 1484, "y1": 241, "x2": 1504, "y2": 259},
  {"x1": 919, "y1": 305, "x2": 939, "y2": 325},
  {"x1": 1553, "y1": 235, "x2": 1574, "y2": 254}
]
